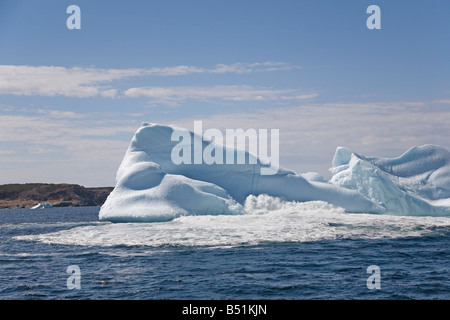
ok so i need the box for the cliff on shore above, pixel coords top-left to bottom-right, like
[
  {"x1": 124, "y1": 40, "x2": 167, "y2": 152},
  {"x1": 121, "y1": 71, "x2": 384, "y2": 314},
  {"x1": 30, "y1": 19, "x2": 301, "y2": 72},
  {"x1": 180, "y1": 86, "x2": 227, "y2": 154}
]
[{"x1": 0, "y1": 183, "x2": 113, "y2": 209}]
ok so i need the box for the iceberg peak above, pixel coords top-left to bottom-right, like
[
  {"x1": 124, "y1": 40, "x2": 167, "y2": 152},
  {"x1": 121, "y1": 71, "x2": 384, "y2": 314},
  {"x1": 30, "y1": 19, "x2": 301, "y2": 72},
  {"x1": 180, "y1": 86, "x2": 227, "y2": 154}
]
[{"x1": 332, "y1": 146, "x2": 353, "y2": 167}]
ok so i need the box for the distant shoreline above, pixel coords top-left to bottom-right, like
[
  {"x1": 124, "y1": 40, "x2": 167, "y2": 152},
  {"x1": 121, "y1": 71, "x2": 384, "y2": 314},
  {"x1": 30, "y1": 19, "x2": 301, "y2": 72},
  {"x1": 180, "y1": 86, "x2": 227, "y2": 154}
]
[{"x1": 0, "y1": 183, "x2": 113, "y2": 209}]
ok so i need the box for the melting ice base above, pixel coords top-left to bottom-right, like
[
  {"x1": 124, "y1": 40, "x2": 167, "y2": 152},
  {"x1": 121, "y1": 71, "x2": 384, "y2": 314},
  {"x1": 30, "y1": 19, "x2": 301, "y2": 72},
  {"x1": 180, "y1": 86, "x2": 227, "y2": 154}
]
[{"x1": 18, "y1": 195, "x2": 450, "y2": 248}]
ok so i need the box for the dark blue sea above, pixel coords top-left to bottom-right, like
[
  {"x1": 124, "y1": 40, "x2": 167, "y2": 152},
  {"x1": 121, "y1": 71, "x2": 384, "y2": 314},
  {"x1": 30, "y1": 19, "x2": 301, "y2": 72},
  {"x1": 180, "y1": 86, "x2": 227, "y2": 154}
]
[{"x1": 0, "y1": 205, "x2": 449, "y2": 300}]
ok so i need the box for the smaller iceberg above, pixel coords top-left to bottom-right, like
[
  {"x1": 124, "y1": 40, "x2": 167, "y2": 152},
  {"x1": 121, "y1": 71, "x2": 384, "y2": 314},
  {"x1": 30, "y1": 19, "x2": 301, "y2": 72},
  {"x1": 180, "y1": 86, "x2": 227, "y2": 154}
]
[
  {"x1": 330, "y1": 145, "x2": 450, "y2": 216},
  {"x1": 31, "y1": 203, "x2": 54, "y2": 209}
]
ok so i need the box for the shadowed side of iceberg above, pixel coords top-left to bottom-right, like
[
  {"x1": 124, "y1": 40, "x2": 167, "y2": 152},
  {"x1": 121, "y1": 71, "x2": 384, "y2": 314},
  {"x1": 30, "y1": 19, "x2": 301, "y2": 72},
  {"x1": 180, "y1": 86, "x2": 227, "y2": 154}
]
[
  {"x1": 367, "y1": 145, "x2": 450, "y2": 201},
  {"x1": 99, "y1": 160, "x2": 244, "y2": 222},
  {"x1": 99, "y1": 123, "x2": 384, "y2": 222}
]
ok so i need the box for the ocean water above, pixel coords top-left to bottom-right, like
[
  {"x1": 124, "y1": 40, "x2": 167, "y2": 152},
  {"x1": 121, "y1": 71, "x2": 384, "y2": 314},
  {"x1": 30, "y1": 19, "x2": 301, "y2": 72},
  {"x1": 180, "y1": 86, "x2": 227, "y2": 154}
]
[{"x1": 1, "y1": 199, "x2": 450, "y2": 300}]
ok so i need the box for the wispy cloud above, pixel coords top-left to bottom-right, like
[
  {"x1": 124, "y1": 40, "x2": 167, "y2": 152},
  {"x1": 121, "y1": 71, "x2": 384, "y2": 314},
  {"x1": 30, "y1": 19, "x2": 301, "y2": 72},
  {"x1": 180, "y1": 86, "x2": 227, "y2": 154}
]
[
  {"x1": 208, "y1": 61, "x2": 300, "y2": 74},
  {"x1": 0, "y1": 65, "x2": 144, "y2": 98},
  {"x1": 140, "y1": 61, "x2": 300, "y2": 76},
  {"x1": 0, "y1": 62, "x2": 301, "y2": 98},
  {"x1": 0, "y1": 110, "x2": 137, "y2": 186},
  {"x1": 124, "y1": 85, "x2": 317, "y2": 106}
]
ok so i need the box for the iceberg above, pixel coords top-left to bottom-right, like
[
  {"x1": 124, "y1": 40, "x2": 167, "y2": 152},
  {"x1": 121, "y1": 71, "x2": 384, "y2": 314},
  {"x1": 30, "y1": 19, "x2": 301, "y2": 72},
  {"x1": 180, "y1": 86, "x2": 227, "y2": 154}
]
[
  {"x1": 330, "y1": 145, "x2": 450, "y2": 216},
  {"x1": 100, "y1": 123, "x2": 450, "y2": 222},
  {"x1": 99, "y1": 123, "x2": 384, "y2": 222}
]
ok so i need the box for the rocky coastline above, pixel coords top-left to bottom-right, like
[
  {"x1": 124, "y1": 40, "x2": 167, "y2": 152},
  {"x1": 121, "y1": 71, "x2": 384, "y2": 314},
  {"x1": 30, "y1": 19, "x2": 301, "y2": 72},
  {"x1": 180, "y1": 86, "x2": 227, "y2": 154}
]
[{"x1": 0, "y1": 183, "x2": 113, "y2": 209}]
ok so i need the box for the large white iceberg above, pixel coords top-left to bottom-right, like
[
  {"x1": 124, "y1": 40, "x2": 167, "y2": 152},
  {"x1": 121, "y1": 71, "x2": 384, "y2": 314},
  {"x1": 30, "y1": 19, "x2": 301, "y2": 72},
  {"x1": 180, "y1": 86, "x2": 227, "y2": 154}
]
[
  {"x1": 330, "y1": 145, "x2": 450, "y2": 216},
  {"x1": 99, "y1": 123, "x2": 384, "y2": 222},
  {"x1": 100, "y1": 123, "x2": 450, "y2": 222}
]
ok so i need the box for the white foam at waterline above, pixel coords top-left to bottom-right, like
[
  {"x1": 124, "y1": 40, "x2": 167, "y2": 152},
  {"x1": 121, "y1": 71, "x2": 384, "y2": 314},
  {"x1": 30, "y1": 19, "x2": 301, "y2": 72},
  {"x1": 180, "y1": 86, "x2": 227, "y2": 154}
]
[{"x1": 15, "y1": 196, "x2": 450, "y2": 248}]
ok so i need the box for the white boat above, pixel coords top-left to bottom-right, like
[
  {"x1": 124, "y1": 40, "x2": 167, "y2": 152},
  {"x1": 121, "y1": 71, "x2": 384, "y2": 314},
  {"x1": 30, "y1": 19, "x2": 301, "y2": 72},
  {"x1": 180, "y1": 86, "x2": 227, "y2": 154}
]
[{"x1": 30, "y1": 203, "x2": 54, "y2": 209}]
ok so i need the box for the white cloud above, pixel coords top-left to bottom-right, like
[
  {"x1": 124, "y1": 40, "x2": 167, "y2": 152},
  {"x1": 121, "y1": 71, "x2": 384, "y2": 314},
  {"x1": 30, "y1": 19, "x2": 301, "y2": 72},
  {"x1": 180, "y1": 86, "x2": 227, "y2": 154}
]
[
  {"x1": 0, "y1": 65, "x2": 145, "y2": 98},
  {"x1": 209, "y1": 61, "x2": 300, "y2": 74},
  {"x1": 142, "y1": 61, "x2": 299, "y2": 76},
  {"x1": 0, "y1": 62, "x2": 301, "y2": 98},
  {"x1": 124, "y1": 85, "x2": 317, "y2": 106},
  {"x1": 34, "y1": 109, "x2": 88, "y2": 119},
  {"x1": 0, "y1": 110, "x2": 138, "y2": 186}
]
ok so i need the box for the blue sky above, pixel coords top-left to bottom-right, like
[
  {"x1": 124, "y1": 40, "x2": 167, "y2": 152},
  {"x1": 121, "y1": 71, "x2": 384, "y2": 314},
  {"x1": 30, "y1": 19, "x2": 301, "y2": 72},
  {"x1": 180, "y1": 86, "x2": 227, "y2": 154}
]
[{"x1": 0, "y1": 0, "x2": 449, "y2": 186}]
